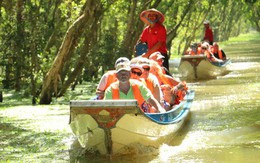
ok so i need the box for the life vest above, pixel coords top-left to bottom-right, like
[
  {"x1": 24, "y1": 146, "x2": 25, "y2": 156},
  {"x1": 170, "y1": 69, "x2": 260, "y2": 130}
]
[
  {"x1": 210, "y1": 47, "x2": 223, "y2": 60},
  {"x1": 161, "y1": 67, "x2": 166, "y2": 74},
  {"x1": 197, "y1": 47, "x2": 202, "y2": 54},
  {"x1": 189, "y1": 51, "x2": 196, "y2": 56},
  {"x1": 188, "y1": 47, "x2": 202, "y2": 55},
  {"x1": 204, "y1": 50, "x2": 212, "y2": 59},
  {"x1": 217, "y1": 49, "x2": 223, "y2": 59},
  {"x1": 149, "y1": 61, "x2": 177, "y2": 87},
  {"x1": 175, "y1": 81, "x2": 188, "y2": 104},
  {"x1": 104, "y1": 70, "x2": 117, "y2": 90},
  {"x1": 141, "y1": 78, "x2": 154, "y2": 94},
  {"x1": 160, "y1": 81, "x2": 186, "y2": 105},
  {"x1": 150, "y1": 62, "x2": 165, "y2": 84},
  {"x1": 111, "y1": 80, "x2": 156, "y2": 113}
]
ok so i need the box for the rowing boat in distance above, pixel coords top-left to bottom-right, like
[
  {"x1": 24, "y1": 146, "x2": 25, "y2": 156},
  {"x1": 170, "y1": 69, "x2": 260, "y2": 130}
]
[
  {"x1": 69, "y1": 90, "x2": 195, "y2": 156},
  {"x1": 178, "y1": 55, "x2": 231, "y2": 80}
]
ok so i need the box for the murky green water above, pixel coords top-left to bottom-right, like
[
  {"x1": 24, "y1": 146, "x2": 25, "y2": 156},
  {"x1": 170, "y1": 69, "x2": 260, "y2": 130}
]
[{"x1": 158, "y1": 34, "x2": 260, "y2": 163}]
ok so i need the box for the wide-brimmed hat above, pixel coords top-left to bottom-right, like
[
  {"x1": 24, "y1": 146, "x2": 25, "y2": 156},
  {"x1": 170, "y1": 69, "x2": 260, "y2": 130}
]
[
  {"x1": 149, "y1": 52, "x2": 165, "y2": 61},
  {"x1": 140, "y1": 8, "x2": 165, "y2": 25}
]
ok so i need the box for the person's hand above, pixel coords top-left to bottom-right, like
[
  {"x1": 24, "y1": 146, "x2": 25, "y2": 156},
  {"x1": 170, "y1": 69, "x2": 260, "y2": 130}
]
[
  {"x1": 158, "y1": 106, "x2": 166, "y2": 113},
  {"x1": 173, "y1": 81, "x2": 188, "y2": 92},
  {"x1": 96, "y1": 90, "x2": 104, "y2": 99},
  {"x1": 141, "y1": 53, "x2": 149, "y2": 58}
]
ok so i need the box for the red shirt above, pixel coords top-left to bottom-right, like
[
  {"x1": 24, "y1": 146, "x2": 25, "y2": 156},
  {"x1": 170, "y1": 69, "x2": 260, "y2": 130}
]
[
  {"x1": 140, "y1": 23, "x2": 167, "y2": 54},
  {"x1": 204, "y1": 27, "x2": 213, "y2": 42}
]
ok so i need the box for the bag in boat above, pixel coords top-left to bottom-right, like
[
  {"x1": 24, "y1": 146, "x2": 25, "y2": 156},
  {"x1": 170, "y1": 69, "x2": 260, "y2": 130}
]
[{"x1": 135, "y1": 42, "x2": 148, "y2": 56}]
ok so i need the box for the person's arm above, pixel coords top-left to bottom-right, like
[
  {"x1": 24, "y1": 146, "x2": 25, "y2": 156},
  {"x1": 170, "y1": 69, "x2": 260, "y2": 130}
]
[
  {"x1": 142, "y1": 41, "x2": 162, "y2": 58},
  {"x1": 161, "y1": 74, "x2": 179, "y2": 87},
  {"x1": 138, "y1": 81, "x2": 166, "y2": 113},
  {"x1": 96, "y1": 73, "x2": 109, "y2": 99},
  {"x1": 163, "y1": 67, "x2": 172, "y2": 77},
  {"x1": 147, "y1": 96, "x2": 166, "y2": 113},
  {"x1": 153, "y1": 84, "x2": 162, "y2": 104},
  {"x1": 103, "y1": 87, "x2": 112, "y2": 100}
]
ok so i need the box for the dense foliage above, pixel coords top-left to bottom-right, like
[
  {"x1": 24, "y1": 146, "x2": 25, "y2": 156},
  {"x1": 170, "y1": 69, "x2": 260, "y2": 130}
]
[{"x1": 0, "y1": 0, "x2": 259, "y2": 104}]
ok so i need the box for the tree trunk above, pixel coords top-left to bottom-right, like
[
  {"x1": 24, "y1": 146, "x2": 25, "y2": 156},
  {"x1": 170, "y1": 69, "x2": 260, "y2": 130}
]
[
  {"x1": 0, "y1": 91, "x2": 2, "y2": 102},
  {"x1": 15, "y1": 0, "x2": 25, "y2": 91},
  {"x1": 127, "y1": 1, "x2": 152, "y2": 58},
  {"x1": 166, "y1": 0, "x2": 194, "y2": 47},
  {"x1": 0, "y1": 0, "x2": 2, "y2": 17},
  {"x1": 119, "y1": 0, "x2": 138, "y2": 59},
  {"x1": 39, "y1": 0, "x2": 100, "y2": 104},
  {"x1": 58, "y1": 10, "x2": 103, "y2": 97}
]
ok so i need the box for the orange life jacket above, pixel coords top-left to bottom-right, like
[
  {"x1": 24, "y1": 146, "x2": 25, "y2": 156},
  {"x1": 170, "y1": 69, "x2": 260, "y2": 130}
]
[
  {"x1": 189, "y1": 49, "x2": 199, "y2": 55},
  {"x1": 197, "y1": 47, "x2": 202, "y2": 54},
  {"x1": 161, "y1": 67, "x2": 166, "y2": 74},
  {"x1": 217, "y1": 49, "x2": 223, "y2": 59},
  {"x1": 204, "y1": 50, "x2": 212, "y2": 59},
  {"x1": 189, "y1": 51, "x2": 196, "y2": 56},
  {"x1": 111, "y1": 80, "x2": 156, "y2": 113},
  {"x1": 175, "y1": 81, "x2": 188, "y2": 103},
  {"x1": 143, "y1": 78, "x2": 154, "y2": 94},
  {"x1": 210, "y1": 47, "x2": 223, "y2": 60},
  {"x1": 104, "y1": 70, "x2": 117, "y2": 90}
]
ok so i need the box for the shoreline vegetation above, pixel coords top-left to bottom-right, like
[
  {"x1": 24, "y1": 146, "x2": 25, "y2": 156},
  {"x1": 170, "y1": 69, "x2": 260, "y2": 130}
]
[{"x1": 0, "y1": 31, "x2": 259, "y2": 162}]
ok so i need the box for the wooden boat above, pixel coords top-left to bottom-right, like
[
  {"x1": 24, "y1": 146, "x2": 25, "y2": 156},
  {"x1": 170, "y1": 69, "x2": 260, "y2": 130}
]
[
  {"x1": 69, "y1": 90, "x2": 195, "y2": 156},
  {"x1": 178, "y1": 55, "x2": 231, "y2": 80}
]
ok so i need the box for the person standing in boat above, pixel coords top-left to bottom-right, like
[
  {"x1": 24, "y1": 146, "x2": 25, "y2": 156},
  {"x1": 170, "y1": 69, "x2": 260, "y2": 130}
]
[
  {"x1": 203, "y1": 20, "x2": 214, "y2": 45},
  {"x1": 138, "y1": 8, "x2": 170, "y2": 72},
  {"x1": 104, "y1": 59, "x2": 166, "y2": 113}
]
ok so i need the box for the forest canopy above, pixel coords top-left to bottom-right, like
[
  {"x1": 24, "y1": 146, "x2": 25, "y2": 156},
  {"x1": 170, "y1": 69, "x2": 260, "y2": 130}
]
[{"x1": 0, "y1": 0, "x2": 259, "y2": 104}]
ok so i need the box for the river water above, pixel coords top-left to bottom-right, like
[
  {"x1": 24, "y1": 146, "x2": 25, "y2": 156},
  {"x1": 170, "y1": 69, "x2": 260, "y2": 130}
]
[
  {"x1": 71, "y1": 33, "x2": 259, "y2": 162},
  {"x1": 161, "y1": 35, "x2": 260, "y2": 162}
]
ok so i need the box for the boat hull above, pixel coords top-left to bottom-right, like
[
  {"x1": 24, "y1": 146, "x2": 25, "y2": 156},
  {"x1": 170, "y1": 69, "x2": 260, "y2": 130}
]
[
  {"x1": 178, "y1": 55, "x2": 231, "y2": 80},
  {"x1": 69, "y1": 90, "x2": 195, "y2": 155}
]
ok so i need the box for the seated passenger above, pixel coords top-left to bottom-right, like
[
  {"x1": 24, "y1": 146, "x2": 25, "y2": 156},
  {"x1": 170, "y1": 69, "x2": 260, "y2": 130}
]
[
  {"x1": 201, "y1": 42, "x2": 223, "y2": 63},
  {"x1": 104, "y1": 59, "x2": 166, "y2": 113},
  {"x1": 130, "y1": 62, "x2": 169, "y2": 110},
  {"x1": 185, "y1": 43, "x2": 201, "y2": 56},
  {"x1": 139, "y1": 57, "x2": 187, "y2": 108},
  {"x1": 96, "y1": 57, "x2": 129, "y2": 99},
  {"x1": 161, "y1": 81, "x2": 188, "y2": 106},
  {"x1": 130, "y1": 60, "x2": 164, "y2": 106},
  {"x1": 149, "y1": 51, "x2": 172, "y2": 76},
  {"x1": 211, "y1": 42, "x2": 227, "y2": 60}
]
